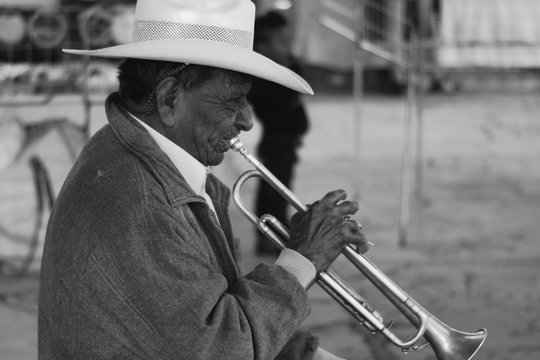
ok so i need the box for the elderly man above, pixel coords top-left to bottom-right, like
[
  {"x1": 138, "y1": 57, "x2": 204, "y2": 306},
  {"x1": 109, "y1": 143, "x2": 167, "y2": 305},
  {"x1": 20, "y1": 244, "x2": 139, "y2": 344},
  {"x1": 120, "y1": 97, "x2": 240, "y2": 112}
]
[{"x1": 38, "y1": 1, "x2": 367, "y2": 359}]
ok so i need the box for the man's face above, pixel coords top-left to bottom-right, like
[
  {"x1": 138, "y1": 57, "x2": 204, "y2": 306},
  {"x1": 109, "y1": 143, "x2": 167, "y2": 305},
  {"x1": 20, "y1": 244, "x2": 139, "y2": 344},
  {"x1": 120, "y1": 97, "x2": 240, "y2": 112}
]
[{"x1": 166, "y1": 70, "x2": 253, "y2": 166}]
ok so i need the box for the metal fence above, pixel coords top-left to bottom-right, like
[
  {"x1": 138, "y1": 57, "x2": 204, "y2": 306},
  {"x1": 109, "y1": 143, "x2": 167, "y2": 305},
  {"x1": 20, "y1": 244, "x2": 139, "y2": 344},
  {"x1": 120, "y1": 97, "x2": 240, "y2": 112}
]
[
  {"x1": 319, "y1": 0, "x2": 540, "y2": 247},
  {"x1": 0, "y1": 1, "x2": 127, "y2": 275}
]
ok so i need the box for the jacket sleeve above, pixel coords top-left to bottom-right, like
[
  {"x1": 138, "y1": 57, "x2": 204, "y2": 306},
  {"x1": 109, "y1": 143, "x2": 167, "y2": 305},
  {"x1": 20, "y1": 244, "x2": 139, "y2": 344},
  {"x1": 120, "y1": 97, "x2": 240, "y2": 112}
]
[
  {"x1": 275, "y1": 330, "x2": 319, "y2": 360},
  {"x1": 83, "y1": 200, "x2": 312, "y2": 360}
]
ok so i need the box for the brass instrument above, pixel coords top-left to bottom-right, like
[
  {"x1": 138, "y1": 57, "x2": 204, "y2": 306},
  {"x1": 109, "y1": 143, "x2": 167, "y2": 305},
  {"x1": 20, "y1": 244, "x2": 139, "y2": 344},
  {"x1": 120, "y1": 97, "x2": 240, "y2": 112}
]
[{"x1": 229, "y1": 137, "x2": 487, "y2": 360}]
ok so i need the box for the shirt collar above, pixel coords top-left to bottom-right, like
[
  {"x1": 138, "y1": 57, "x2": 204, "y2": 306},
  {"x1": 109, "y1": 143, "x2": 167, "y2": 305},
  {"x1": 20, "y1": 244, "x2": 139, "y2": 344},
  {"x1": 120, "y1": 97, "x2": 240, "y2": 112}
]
[{"x1": 130, "y1": 114, "x2": 210, "y2": 196}]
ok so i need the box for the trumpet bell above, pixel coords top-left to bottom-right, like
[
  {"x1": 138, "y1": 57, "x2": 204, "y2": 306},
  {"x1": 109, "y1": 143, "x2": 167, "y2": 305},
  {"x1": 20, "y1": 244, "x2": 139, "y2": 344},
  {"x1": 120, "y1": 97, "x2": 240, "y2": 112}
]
[{"x1": 427, "y1": 320, "x2": 487, "y2": 360}]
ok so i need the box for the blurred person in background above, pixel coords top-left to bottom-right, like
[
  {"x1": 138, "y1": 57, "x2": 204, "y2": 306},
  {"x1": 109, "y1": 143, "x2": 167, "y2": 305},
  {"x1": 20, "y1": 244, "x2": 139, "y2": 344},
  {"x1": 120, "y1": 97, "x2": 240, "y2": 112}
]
[
  {"x1": 248, "y1": 10, "x2": 311, "y2": 255},
  {"x1": 406, "y1": 0, "x2": 442, "y2": 90},
  {"x1": 38, "y1": 1, "x2": 366, "y2": 359}
]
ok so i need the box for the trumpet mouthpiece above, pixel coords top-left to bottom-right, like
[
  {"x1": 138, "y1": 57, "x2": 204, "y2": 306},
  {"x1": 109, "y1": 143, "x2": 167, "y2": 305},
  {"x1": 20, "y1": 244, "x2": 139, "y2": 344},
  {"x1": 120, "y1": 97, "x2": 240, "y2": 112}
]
[{"x1": 229, "y1": 137, "x2": 243, "y2": 152}]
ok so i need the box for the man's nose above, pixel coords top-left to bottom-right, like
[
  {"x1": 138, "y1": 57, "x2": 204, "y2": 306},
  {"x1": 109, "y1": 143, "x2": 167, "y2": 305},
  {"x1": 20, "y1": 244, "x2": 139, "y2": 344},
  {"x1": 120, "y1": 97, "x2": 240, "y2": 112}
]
[{"x1": 235, "y1": 106, "x2": 253, "y2": 132}]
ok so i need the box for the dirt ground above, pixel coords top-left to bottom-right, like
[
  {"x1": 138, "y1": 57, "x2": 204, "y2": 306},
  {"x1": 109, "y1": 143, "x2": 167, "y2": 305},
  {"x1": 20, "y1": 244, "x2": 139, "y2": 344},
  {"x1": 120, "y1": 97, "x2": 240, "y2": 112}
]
[
  {"x1": 1, "y1": 81, "x2": 539, "y2": 359},
  {"x1": 222, "y1": 86, "x2": 540, "y2": 360}
]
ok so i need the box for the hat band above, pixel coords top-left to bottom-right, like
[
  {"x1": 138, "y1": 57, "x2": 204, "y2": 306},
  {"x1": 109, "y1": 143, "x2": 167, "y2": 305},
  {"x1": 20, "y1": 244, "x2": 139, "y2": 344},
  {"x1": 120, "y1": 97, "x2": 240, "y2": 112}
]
[{"x1": 134, "y1": 20, "x2": 254, "y2": 49}]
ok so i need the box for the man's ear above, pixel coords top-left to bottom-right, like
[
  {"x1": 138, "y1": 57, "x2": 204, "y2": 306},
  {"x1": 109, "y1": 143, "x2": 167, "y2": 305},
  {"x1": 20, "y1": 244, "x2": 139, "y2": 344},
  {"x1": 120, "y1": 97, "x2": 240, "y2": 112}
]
[{"x1": 156, "y1": 77, "x2": 181, "y2": 127}]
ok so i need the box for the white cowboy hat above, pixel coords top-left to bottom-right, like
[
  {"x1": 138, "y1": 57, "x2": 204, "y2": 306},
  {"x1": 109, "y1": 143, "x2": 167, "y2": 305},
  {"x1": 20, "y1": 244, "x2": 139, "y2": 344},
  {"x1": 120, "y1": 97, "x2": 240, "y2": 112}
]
[{"x1": 63, "y1": 0, "x2": 313, "y2": 95}]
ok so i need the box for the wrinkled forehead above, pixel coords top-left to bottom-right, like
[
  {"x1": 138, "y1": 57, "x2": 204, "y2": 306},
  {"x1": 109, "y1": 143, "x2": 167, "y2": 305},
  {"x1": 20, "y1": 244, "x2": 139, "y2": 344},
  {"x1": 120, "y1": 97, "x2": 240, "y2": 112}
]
[
  {"x1": 216, "y1": 68, "x2": 252, "y2": 87},
  {"x1": 204, "y1": 68, "x2": 252, "y2": 95}
]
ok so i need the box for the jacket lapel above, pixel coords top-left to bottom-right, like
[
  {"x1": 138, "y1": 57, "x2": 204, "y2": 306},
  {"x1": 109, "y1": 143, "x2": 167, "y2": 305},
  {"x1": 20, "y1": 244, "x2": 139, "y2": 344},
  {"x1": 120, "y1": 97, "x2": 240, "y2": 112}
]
[{"x1": 106, "y1": 93, "x2": 241, "y2": 284}]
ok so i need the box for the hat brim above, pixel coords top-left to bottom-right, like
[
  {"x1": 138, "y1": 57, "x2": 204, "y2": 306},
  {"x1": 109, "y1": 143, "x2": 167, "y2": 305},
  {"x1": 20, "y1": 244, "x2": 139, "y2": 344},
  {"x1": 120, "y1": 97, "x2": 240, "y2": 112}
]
[{"x1": 63, "y1": 39, "x2": 313, "y2": 95}]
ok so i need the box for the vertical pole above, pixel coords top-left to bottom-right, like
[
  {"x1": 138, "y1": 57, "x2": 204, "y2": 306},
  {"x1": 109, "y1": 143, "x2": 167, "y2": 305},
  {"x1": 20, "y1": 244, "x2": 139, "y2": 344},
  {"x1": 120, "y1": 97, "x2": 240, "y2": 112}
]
[
  {"x1": 81, "y1": 55, "x2": 92, "y2": 141},
  {"x1": 413, "y1": 0, "x2": 436, "y2": 245},
  {"x1": 388, "y1": 0, "x2": 406, "y2": 79},
  {"x1": 413, "y1": 88, "x2": 424, "y2": 246},
  {"x1": 398, "y1": 32, "x2": 420, "y2": 249},
  {"x1": 414, "y1": 43, "x2": 425, "y2": 247},
  {"x1": 397, "y1": 1, "x2": 428, "y2": 248},
  {"x1": 352, "y1": 0, "x2": 365, "y2": 203}
]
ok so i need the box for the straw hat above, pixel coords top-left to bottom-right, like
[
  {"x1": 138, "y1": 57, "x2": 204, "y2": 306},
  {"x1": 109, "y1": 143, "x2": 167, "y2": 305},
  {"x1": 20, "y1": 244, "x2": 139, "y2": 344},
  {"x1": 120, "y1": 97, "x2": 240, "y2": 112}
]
[{"x1": 63, "y1": 0, "x2": 313, "y2": 94}]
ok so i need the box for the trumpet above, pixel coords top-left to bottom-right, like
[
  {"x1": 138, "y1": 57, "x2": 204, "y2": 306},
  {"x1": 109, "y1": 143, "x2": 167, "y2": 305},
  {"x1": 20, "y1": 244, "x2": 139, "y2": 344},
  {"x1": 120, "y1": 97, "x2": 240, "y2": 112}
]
[{"x1": 229, "y1": 137, "x2": 487, "y2": 360}]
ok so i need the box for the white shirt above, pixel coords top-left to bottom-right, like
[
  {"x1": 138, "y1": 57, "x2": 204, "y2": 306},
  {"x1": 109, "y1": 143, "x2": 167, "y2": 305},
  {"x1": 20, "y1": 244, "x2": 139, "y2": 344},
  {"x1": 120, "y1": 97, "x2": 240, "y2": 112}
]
[
  {"x1": 131, "y1": 114, "x2": 316, "y2": 289},
  {"x1": 133, "y1": 116, "x2": 218, "y2": 216}
]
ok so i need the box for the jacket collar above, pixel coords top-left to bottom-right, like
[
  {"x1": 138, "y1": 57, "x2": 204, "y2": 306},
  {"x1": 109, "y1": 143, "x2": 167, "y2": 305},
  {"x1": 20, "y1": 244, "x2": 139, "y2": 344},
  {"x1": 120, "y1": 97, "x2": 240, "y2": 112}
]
[
  {"x1": 105, "y1": 93, "x2": 230, "y2": 209},
  {"x1": 130, "y1": 112, "x2": 212, "y2": 200}
]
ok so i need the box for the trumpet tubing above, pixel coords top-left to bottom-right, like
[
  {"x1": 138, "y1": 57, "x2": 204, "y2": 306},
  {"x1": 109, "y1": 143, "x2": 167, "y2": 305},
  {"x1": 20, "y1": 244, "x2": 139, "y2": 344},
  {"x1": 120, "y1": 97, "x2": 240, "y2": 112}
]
[{"x1": 229, "y1": 137, "x2": 486, "y2": 360}]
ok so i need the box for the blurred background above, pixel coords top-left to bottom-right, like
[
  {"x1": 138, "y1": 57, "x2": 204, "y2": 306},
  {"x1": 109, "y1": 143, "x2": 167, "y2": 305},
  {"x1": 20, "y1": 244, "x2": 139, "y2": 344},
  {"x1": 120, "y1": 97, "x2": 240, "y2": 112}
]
[{"x1": 1, "y1": 0, "x2": 539, "y2": 359}]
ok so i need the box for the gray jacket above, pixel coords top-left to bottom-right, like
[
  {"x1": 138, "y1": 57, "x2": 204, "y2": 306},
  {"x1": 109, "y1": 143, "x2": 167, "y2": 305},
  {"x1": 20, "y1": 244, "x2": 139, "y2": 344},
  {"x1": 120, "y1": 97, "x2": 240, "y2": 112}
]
[{"x1": 38, "y1": 94, "x2": 315, "y2": 360}]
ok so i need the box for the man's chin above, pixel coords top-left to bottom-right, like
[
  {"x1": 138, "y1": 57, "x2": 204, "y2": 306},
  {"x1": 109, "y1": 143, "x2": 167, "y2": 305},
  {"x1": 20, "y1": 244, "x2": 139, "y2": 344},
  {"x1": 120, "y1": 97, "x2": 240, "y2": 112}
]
[{"x1": 207, "y1": 152, "x2": 226, "y2": 167}]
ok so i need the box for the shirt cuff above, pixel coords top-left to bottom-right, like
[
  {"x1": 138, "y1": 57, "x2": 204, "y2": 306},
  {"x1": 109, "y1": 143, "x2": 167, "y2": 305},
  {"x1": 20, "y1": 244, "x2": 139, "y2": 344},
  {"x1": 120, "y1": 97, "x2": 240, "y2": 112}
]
[{"x1": 274, "y1": 248, "x2": 317, "y2": 289}]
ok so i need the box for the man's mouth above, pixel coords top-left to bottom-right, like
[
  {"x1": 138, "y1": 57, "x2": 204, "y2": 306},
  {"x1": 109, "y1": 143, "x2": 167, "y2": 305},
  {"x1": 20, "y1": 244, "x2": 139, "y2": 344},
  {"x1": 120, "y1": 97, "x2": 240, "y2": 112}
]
[{"x1": 215, "y1": 133, "x2": 238, "y2": 152}]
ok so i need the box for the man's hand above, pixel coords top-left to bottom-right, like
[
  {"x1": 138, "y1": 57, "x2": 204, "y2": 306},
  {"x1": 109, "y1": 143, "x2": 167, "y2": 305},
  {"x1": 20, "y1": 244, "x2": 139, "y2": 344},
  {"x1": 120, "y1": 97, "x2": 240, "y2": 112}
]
[{"x1": 288, "y1": 189, "x2": 368, "y2": 272}]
